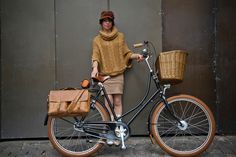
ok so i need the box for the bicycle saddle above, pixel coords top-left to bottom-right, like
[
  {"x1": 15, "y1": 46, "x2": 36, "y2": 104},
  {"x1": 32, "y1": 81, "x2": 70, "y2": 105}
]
[{"x1": 92, "y1": 75, "x2": 110, "y2": 83}]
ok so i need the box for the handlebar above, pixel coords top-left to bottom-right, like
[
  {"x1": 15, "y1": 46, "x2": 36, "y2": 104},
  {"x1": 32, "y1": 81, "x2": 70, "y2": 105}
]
[
  {"x1": 133, "y1": 41, "x2": 150, "y2": 58},
  {"x1": 133, "y1": 41, "x2": 149, "y2": 48},
  {"x1": 133, "y1": 43, "x2": 144, "y2": 48},
  {"x1": 132, "y1": 40, "x2": 158, "y2": 73}
]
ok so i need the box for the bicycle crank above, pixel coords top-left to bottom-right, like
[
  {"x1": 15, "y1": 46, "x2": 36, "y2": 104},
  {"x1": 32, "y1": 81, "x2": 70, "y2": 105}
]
[{"x1": 115, "y1": 123, "x2": 129, "y2": 149}]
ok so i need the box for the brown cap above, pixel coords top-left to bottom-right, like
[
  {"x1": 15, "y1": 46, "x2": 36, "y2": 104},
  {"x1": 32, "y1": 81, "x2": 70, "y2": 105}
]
[{"x1": 100, "y1": 10, "x2": 115, "y2": 21}]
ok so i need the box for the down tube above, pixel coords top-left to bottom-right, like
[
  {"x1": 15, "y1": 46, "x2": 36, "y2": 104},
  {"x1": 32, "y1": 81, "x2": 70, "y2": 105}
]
[{"x1": 127, "y1": 89, "x2": 160, "y2": 126}]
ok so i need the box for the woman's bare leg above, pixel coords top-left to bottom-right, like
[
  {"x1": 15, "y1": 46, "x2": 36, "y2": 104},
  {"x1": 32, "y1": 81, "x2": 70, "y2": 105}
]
[{"x1": 113, "y1": 94, "x2": 122, "y2": 117}]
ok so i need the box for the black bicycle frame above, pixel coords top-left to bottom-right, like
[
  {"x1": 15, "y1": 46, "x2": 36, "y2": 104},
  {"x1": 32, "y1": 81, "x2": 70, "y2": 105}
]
[{"x1": 91, "y1": 58, "x2": 177, "y2": 126}]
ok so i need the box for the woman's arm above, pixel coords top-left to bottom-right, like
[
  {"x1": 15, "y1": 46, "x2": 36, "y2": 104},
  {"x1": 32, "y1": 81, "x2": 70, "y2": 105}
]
[
  {"x1": 91, "y1": 38, "x2": 100, "y2": 77},
  {"x1": 91, "y1": 61, "x2": 99, "y2": 77}
]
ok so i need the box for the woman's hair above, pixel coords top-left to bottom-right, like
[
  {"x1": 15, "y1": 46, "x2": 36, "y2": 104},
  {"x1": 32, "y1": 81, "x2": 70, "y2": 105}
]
[{"x1": 99, "y1": 19, "x2": 115, "y2": 26}]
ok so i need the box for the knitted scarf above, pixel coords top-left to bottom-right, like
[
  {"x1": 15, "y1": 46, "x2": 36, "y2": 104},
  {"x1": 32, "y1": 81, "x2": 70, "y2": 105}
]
[{"x1": 99, "y1": 27, "x2": 119, "y2": 41}]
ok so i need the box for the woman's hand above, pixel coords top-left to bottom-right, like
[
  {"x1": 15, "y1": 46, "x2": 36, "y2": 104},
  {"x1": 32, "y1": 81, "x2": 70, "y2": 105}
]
[
  {"x1": 131, "y1": 54, "x2": 144, "y2": 62},
  {"x1": 136, "y1": 54, "x2": 145, "y2": 62}
]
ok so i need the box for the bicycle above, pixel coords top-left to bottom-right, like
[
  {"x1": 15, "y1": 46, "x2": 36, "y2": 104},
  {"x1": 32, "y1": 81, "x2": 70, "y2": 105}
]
[{"x1": 47, "y1": 41, "x2": 216, "y2": 157}]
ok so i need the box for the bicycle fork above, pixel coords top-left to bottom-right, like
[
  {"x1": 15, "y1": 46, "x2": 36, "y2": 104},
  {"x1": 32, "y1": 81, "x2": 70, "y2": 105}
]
[
  {"x1": 161, "y1": 84, "x2": 183, "y2": 127},
  {"x1": 163, "y1": 100, "x2": 184, "y2": 127}
]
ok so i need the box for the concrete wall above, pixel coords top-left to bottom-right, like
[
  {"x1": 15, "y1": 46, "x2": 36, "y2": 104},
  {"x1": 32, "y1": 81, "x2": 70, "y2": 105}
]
[
  {"x1": 1, "y1": 0, "x2": 55, "y2": 138},
  {"x1": 0, "y1": 0, "x2": 162, "y2": 138}
]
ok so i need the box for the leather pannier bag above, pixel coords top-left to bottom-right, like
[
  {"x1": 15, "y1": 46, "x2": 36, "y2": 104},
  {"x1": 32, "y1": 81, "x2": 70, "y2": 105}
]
[{"x1": 48, "y1": 89, "x2": 90, "y2": 117}]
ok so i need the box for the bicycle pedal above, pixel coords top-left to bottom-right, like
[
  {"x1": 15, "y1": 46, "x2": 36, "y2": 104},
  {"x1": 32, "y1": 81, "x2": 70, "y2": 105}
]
[
  {"x1": 106, "y1": 139, "x2": 114, "y2": 145},
  {"x1": 113, "y1": 140, "x2": 121, "y2": 146}
]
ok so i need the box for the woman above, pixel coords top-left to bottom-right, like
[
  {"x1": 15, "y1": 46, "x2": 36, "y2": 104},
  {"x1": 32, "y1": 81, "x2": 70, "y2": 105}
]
[{"x1": 91, "y1": 10, "x2": 143, "y2": 121}]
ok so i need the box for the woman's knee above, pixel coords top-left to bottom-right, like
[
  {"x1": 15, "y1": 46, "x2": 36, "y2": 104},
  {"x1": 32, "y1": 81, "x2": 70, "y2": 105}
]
[{"x1": 113, "y1": 95, "x2": 122, "y2": 107}]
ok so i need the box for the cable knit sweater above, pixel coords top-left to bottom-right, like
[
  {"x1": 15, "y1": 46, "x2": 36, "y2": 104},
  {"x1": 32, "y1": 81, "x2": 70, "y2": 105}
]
[{"x1": 92, "y1": 27, "x2": 133, "y2": 76}]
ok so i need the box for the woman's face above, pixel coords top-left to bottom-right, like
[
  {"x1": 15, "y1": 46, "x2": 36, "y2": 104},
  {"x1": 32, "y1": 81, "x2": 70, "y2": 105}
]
[{"x1": 102, "y1": 18, "x2": 113, "y2": 31}]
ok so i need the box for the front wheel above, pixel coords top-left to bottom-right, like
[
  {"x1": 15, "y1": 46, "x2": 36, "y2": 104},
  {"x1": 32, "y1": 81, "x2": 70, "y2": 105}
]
[
  {"x1": 150, "y1": 95, "x2": 215, "y2": 157},
  {"x1": 48, "y1": 99, "x2": 109, "y2": 157}
]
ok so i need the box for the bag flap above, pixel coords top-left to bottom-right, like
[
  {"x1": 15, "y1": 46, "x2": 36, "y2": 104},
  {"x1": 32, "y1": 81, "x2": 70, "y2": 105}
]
[{"x1": 49, "y1": 90, "x2": 83, "y2": 102}]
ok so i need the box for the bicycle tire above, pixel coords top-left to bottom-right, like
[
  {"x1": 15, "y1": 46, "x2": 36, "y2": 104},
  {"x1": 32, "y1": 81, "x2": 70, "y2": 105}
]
[
  {"x1": 48, "y1": 99, "x2": 109, "y2": 157},
  {"x1": 150, "y1": 94, "x2": 215, "y2": 157}
]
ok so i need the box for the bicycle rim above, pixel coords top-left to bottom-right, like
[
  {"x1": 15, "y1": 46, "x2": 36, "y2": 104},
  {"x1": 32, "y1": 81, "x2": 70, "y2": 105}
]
[
  {"x1": 48, "y1": 101, "x2": 109, "y2": 157},
  {"x1": 151, "y1": 95, "x2": 215, "y2": 157}
]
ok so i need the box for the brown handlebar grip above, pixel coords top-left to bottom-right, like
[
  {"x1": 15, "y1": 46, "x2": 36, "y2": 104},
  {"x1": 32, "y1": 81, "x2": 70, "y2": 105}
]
[{"x1": 133, "y1": 43, "x2": 144, "y2": 48}]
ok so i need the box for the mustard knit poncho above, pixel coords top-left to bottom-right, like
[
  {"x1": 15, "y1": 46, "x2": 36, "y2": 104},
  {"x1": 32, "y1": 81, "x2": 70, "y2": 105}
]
[{"x1": 92, "y1": 27, "x2": 133, "y2": 76}]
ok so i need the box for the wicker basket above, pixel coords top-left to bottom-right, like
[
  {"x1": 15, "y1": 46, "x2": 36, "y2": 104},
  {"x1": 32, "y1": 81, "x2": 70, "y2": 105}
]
[{"x1": 156, "y1": 50, "x2": 188, "y2": 85}]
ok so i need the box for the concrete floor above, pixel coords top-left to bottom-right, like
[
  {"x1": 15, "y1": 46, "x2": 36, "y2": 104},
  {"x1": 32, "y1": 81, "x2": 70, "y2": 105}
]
[{"x1": 0, "y1": 136, "x2": 236, "y2": 157}]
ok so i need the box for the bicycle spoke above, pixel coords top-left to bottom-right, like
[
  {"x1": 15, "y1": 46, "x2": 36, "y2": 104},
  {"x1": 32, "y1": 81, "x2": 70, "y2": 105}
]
[
  {"x1": 159, "y1": 113, "x2": 176, "y2": 126},
  {"x1": 163, "y1": 128, "x2": 181, "y2": 145},
  {"x1": 159, "y1": 125, "x2": 177, "y2": 137},
  {"x1": 77, "y1": 132, "x2": 86, "y2": 151},
  {"x1": 185, "y1": 112, "x2": 207, "y2": 122},
  {"x1": 185, "y1": 110, "x2": 203, "y2": 121},
  {"x1": 190, "y1": 118, "x2": 209, "y2": 127},
  {"x1": 179, "y1": 101, "x2": 184, "y2": 117},
  {"x1": 55, "y1": 128, "x2": 74, "y2": 137},
  {"x1": 185, "y1": 128, "x2": 206, "y2": 140},
  {"x1": 188, "y1": 105, "x2": 200, "y2": 124},
  {"x1": 184, "y1": 128, "x2": 207, "y2": 149},
  {"x1": 59, "y1": 117, "x2": 76, "y2": 125},
  {"x1": 170, "y1": 103, "x2": 178, "y2": 118},
  {"x1": 188, "y1": 122, "x2": 209, "y2": 134},
  {"x1": 171, "y1": 128, "x2": 182, "y2": 149},
  {"x1": 180, "y1": 101, "x2": 189, "y2": 119},
  {"x1": 61, "y1": 130, "x2": 76, "y2": 149}
]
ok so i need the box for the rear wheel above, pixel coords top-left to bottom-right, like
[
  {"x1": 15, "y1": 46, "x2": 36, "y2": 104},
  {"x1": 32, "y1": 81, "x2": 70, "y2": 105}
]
[
  {"x1": 48, "y1": 99, "x2": 109, "y2": 157},
  {"x1": 150, "y1": 95, "x2": 215, "y2": 157}
]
